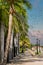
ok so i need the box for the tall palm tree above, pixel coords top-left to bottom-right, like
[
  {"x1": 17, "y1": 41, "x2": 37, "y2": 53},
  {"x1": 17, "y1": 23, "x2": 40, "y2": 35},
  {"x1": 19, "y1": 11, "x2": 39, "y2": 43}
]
[
  {"x1": 1, "y1": 0, "x2": 32, "y2": 65},
  {"x1": 0, "y1": 0, "x2": 9, "y2": 62},
  {"x1": 0, "y1": 18, "x2": 1, "y2": 62}
]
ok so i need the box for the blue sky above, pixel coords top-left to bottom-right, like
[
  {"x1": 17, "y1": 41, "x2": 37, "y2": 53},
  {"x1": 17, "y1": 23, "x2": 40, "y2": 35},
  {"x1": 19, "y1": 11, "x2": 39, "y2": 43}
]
[
  {"x1": 28, "y1": 0, "x2": 43, "y2": 30},
  {"x1": 27, "y1": 0, "x2": 43, "y2": 45}
]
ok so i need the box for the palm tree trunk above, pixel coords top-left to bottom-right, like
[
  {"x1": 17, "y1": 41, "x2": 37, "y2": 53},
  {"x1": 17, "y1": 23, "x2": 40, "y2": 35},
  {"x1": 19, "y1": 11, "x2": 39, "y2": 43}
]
[
  {"x1": 0, "y1": 22, "x2": 4, "y2": 63},
  {"x1": 1, "y1": 22, "x2": 4, "y2": 62},
  {"x1": 0, "y1": 22, "x2": 1, "y2": 62},
  {"x1": 17, "y1": 33, "x2": 20, "y2": 54},
  {"x1": 8, "y1": 30, "x2": 14, "y2": 62},
  {"x1": 1, "y1": 6, "x2": 13, "y2": 65}
]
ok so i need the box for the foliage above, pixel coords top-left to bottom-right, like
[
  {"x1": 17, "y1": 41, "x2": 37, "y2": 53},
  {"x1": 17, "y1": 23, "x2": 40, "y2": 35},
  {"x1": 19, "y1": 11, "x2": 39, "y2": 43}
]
[
  {"x1": 0, "y1": 0, "x2": 32, "y2": 63},
  {"x1": 0, "y1": 0, "x2": 32, "y2": 35}
]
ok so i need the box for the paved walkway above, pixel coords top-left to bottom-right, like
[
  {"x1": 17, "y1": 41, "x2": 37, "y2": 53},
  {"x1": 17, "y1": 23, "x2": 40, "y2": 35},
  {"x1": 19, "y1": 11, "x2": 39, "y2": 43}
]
[{"x1": 7, "y1": 49, "x2": 43, "y2": 65}]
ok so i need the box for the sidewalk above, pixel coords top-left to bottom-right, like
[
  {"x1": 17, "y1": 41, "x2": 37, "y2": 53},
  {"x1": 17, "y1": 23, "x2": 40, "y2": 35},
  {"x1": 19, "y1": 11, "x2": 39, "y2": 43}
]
[{"x1": 7, "y1": 50, "x2": 43, "y2": 65}]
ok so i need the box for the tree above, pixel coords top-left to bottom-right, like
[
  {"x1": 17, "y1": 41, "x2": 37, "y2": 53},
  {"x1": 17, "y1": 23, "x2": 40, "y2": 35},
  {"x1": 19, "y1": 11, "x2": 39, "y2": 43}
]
[
  {"x1": 0, "y1": 1, "x2": 9, "y2": 62},
  {"x1": 0, "y1": 0, "x2": 32, "y2": 65}
]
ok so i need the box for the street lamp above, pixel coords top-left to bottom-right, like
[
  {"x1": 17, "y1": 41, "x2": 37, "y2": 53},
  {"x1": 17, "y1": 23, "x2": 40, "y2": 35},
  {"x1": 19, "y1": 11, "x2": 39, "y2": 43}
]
[
  {"x1": 36, "y1": 30, "x2": 41, "y2": 54},
  {"x1": 36, "y1": 38, "x2": 39, "y2": 54},
  {"x1": 39, "y1": 40, "x2": 40, "y2": 52}
]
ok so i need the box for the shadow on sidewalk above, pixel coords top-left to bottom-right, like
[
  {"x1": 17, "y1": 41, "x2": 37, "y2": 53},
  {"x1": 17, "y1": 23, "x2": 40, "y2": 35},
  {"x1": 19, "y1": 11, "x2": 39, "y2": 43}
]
[{"x1": 7, "y1": 54, "x2": 43, "y2": 65}]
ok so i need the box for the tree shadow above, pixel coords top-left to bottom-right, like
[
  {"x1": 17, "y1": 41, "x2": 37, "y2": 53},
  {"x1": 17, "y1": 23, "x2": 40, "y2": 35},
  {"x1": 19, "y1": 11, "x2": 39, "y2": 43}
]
[{"x1": 7, "y1": 57, "x2": 43, "y2": 65}]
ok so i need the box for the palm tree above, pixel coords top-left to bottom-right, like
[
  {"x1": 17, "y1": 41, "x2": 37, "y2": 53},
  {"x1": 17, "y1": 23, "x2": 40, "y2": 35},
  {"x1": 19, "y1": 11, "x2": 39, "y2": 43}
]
[
  {"x1": 0, "y1": 0, "x2": 9, "y2": 62},
  {"x1": 0, "y1": 1, "x2": 9, "y2": 62},
  {"x1": 0, "y1": 20, "x2": 1, "y2": 62},
  {"x1": 1, "y1": 0, "x2": 32, "y2": 65}
]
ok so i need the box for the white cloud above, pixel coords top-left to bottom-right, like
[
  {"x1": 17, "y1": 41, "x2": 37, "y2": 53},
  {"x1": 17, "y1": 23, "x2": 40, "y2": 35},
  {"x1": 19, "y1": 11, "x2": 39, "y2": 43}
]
[
  {"x1": 29, "y1": 30, "x2": 43, "y2": 45},
  {"x1": 29, "y1": 30, "x2": 43, "y2": 38},
  {"x1": 34, "y1": 0, "x2": 40, "y2": 8}
]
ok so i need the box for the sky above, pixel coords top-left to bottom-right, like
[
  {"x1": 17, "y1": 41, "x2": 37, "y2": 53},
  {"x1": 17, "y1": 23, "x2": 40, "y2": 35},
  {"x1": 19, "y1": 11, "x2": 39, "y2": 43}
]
[
  {"x1": 27, "y1": 0, "x2": 43, "y2": 45},
  {"x1": 28, "y1": 0, "x2": 43, "y2": 30}
]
